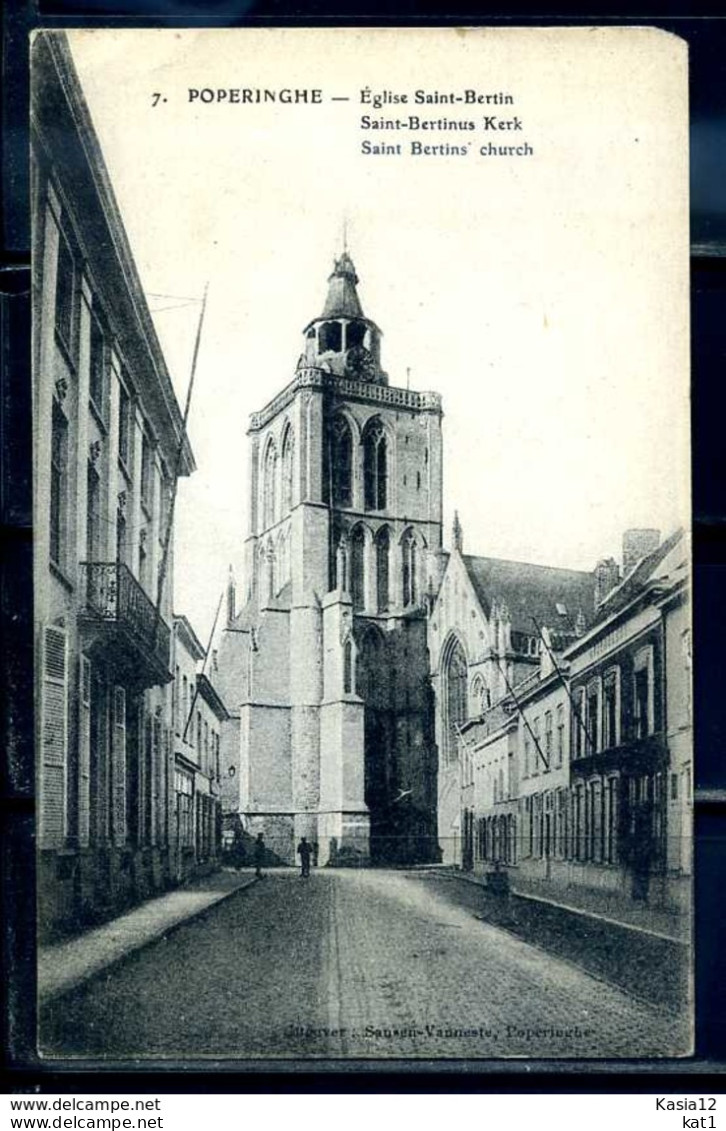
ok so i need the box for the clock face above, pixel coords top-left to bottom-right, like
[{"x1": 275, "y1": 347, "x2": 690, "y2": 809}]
[{"x1": 345, "y1": 344, "x2": 377, "y2": 382}]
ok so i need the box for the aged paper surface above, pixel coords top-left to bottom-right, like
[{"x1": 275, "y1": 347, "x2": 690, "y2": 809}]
[{"x1": 33, "y1": 27, "x2": 691, "y2": 1062}]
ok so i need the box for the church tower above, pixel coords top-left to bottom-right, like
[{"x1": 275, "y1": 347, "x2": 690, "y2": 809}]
[{"x1": 216, "y1": 251, "x2": 443, "y2": 865}]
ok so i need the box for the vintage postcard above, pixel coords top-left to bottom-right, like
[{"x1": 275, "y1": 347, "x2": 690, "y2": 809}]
[{"x1": 32, "y1": 26, "x2": 691, "y2": 1062}]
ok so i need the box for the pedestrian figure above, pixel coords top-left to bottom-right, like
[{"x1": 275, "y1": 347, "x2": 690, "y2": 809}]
[
  {"x1": 254, "y1": 832, "x2": 265, "y2": 879},
  {"x1": 298, "y1": 836, "x2": 312, "y2": 878},
  {"x1": 312, "y1": 841, "x2": 319, "y2": 867}
]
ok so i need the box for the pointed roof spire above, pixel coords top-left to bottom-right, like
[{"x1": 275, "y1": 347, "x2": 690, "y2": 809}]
[
  {"x1": 321, "y1": 252, "x2": 364, "y2": 320},
  {"x1": 452, "y1": 510, "x2": 464, "y2": 554}
]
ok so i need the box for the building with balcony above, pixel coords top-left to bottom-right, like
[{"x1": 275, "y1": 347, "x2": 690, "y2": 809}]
[
  {"x1": 440, "y1": 525, "x2": 691, "y2": 915},
  {"x1": 565, "y1": 529, "x2": 691, "y2": 908},
  {"x1": 32, "y1": 32, "x2": 195, "y2": 938}
]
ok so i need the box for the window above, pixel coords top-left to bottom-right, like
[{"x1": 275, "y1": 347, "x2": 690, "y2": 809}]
[
  {"x1": 197, "y1": 711, "x2": 202, "y2": 762},
  {"x1": 605, "y1": 777, "x2": 619, "y2": 863},
  {"x1": 319, "y1": 320, "x2": 342, "y2": 353},
  {"x1": 86, "y1": 463, "x2": 102, "y2": 562},
  {"x1": 363, "y1": 420, "x2": 387, "y2": 510},
  {"x1": 471, "y1": 675, "x2": 486, "y2": 717},
  {"x1": 175, "y1": 770, "x2": 194, "y2": 848},
  {"x1": 55, "y1": 233, "x2": 75, "y2": 352},
  {"x1": 281, "y1": 425, "x2": 295, "y2": 512},
  {"x1": 556, "y1": 788, "x2": 568, "y2": 858},
  {"x1": 544, "y1": 711, "x2": 553, "y2": 771},
  {"x1": 575, "y1": 784, "x2": 585, "y2": 860},
  {"x1": 572, "y1": 688, "x2": 586, "y2": 759},
  {"x1": 531, "y1": 717, "x2": 541, "y2": 776},
  {"x1": 444, "y1": 637, "x2": 468, "y2": 763},
  {"x1": 633, "y1": 648, "x2": 654, "y2": 739},
  {"x1": 602, "y1": 669, "x2": 619, "y2": 749},
  {"x1": 350, "y1": 526, "x2": 366, "y2": 610},
  {"x1": 523, "y1": 733, "x2": 531, "y2": 778},
  {"x1": 586, "y1": 681, "x2": 600, "y2": 753},
  {"x1": 671, "y1": 772, "x2": 679, "y2": 801},
  {"x1": 158, "y1": 480, "x2": 171, "y2": 548},
  {"x1": 141, "y1": 431, "x2": 153, "y2": 513},
  {"x1": 375, "y1": 526, "x2": 390, "y2": 612},
  {"x1": 118, "y1": 381, "x2": 132, "y2": 470},
  {"x1": 50, "y1": 401, "x2": 68, "y2": 567},
  {"x1": 89, "y1": 313, "x2": 108, "y2": 422},
  {"x1": 555, "y1": 703, "x2": 565, "y2": 768},
  {"x1": 331, "y1": 416, "x2": 352, "y2": 508},
  {"x1": 402, "y1": 528, "x2": 417, "y2": 606},
  {"x1": 591, "y1": 779, "x2": 603, "y2": 862}
]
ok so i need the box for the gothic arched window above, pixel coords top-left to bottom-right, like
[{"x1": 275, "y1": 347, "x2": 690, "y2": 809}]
[
  {"x1": 471, "y1": 674, "x2": 489, "y2": 717},
  {"x1": 350, "y1": 525, "x2": 366, "y2": 611},
  {"x1": 331, "y1": 415, "x2": 352, "y2": 508},
  {"x1": 262, "y1": 439, "x2": 278, "y2": 529},
  {"x1": 363, "y1": 419, "x2": 387, "y2": 511},
  {"x1": 401, "y1": 528, "x2": 417, "y2": 606},
  {"x1": 281, "y1": 425, "x2": 294, "y2": 513},
  {"x1": 375, "y1": 526, "x2": 390, "y2": 613},
  {"x1": 444, "y1": 636, "x2": 468, "y2": 763}
]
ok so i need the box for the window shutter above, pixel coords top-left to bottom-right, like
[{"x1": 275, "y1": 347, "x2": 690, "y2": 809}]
[
  {"x1": 40, "y1": 624, "x2": 68, "y2": 847},
  {"x1": 78, "y1": 655, "x2": 92, "y2": 847},
  {"x1": 112, "y1": 686, "x2": 127, "y2": 846}
]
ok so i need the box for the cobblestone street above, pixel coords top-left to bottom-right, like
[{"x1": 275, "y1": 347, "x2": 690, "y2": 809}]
[{"x1": 41, "y1": 869, "x2": 690, "y2": 1061}]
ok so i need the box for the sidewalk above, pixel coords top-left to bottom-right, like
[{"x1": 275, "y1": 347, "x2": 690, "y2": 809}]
[
  {"x1": 38, "y1": 869, "x2": 257, "y2": 1003},
  {"x1": 435, "y1": 867, "x2": 689, "y2": 941}
]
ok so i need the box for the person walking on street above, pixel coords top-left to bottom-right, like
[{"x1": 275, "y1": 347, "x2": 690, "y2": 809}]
[
  {"x1": 298, "y1": 836, "x2": 312, "y2": 878},
  {"x1": 254, "y1": 832, "x2": 265, "y2": 880},
  {"x1": 312, "y1": 841, "x2": 319, "y2": 868}
]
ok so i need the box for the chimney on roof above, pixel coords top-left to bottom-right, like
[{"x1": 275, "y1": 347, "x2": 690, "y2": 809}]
[
  {"x1": 622, "y1": 529, "x2": 660, "y2": 577},
  {"x1": 452, "y1": 510, "x2": 464, "y2": 554},
  {"x1": 539, "y1": 624, "x2": 555, "y2": 679},
  {"x1": 594, "y1": 557, "x2": 620, "y2": 607}
]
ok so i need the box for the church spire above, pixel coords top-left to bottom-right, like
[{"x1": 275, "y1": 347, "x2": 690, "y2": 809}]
[
  {"x1": 452, "y1": 511, "x2": 464, "y2": 554},
  {"x1": 321, "y1": 252, "x2": 364, "y2": 320},
  {"x1": 300, "y1": 249, "x2": 387, "y2": 385}
]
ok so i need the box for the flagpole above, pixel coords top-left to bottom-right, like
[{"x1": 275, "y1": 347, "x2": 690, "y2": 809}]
[{"x1": 154, "y1": 282, "x2": 209, "y2": 635}]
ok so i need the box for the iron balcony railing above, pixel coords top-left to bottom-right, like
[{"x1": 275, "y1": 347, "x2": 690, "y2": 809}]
[{"x1": 81, "y1": 562, "x2": 171, "y2": 676}]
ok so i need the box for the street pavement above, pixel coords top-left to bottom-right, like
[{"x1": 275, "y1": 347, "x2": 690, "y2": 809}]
[
  {"x1": 40, "y1": 869, "x2": 690, "y2": 1061},
  {"x1": 38, "y1": 871, "x2": 257, "y2": 1003}
]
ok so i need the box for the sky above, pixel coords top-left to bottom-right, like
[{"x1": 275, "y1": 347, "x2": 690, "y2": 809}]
[{"x1": 66, "y1": 27, "x2": 690, "y2": 643}]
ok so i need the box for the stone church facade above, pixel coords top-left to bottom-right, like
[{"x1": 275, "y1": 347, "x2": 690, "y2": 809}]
[{"x1": 216, "y1": 253, "x2": 443, "y2": 866}]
